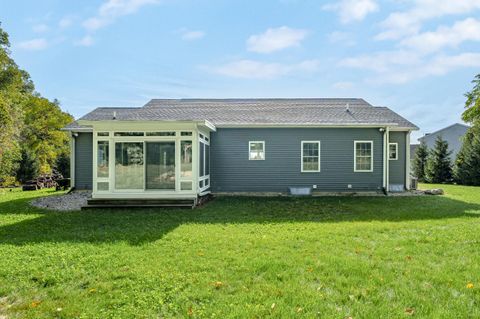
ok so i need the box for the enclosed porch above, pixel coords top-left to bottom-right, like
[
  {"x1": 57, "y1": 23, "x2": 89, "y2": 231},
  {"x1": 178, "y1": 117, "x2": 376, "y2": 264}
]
[{"x1": 78, "y1": 120, "x2": 215, "y2": 200}]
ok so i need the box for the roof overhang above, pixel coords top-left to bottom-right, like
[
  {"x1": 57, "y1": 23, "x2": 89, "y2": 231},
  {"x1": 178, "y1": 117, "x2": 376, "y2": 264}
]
[
  {"x1": 214, "y1": 123, "x2": 403, "y2": 129},
  {"x1": 76, "y1": 119, "x2": 217, "y2": 132}
]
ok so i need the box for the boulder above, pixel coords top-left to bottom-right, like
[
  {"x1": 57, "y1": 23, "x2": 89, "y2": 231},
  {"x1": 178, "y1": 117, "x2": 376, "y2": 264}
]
[{"x1": 424, "y1": 188, "x2": 444, "y2": 195}]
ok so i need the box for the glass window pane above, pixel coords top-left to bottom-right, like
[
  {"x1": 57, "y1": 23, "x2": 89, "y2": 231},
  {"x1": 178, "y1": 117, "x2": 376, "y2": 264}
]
[
  {"x1": 146, "y1": 142, "x2": 175, "y2": 190},
  {"x1": 114, "y1": 132, "x2": 144, "y2": 136},
  {"x1": 205, "y1": 144, "x2": 210, "y2": 175},
  {"x1": 181, "y1": 132, "x2": 193, "y2": 136},
  {"x1": 181, "y1": 141, "x2": 192, "y2": 178},
  {"x1": 97, "y1": 182, "x2": 109, "y2": 191},
  {"x1": 115, "y1": 142, "x2": 144, "y2": 189},
  {"x1": 97, "y1": 141, "x2": 109, "y2": 178},
  {"x1": 199, "y1": 142, "x2": 205, "y2": 177},
  {"x1": 97, "y1": 132, "x2": 109, "y2": 136},
  {"x1": 146, "y1": 132, "x2": 175, "y2": 136},
  {"x1": 389, "y1": 144, "x2": 397, "y2": 159},
  {"x1": 355, "y1": 142, "x2": 372, "y2": 171},
  {"x1": 181, "y1": 181, "x2": 192, "y2": 190},
  {"x1": 249, "y1": 142, "x2": 264, "y2": 160}
]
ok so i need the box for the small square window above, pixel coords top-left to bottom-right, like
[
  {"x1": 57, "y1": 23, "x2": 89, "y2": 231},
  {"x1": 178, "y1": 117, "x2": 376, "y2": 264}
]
[
  {"x1": 249, "y1": 141, "x2": 265, "y2": 160},
  {"x1": 389, "y1": 143, "x2": 398, "y2": 160}
]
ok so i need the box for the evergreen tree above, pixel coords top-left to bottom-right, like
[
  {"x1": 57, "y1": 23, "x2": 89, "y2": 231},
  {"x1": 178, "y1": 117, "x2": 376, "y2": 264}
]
[
  {"x1": 454, "y1": 126, "x2": 480, "y2": 185},
  {"x1": 16, "y1": 148, "x2": 40, "y2": 183},
  {"x1": 425, "y1": 136, "x2": 452, "y2": 183},
  {"x1": 412, "y1": 142, "x2": 429, "y2": 182}
]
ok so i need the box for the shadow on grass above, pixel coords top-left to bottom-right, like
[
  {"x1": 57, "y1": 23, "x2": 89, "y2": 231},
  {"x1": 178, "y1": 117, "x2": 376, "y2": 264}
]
[{"x1": 0, "y1": 194, "x2": 479, "y2": 245}]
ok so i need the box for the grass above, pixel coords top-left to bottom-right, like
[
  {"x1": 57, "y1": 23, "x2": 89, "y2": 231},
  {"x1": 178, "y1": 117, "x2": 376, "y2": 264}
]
[{"x1": 0, "y1": 185, "x2": 479, "y2": 318}]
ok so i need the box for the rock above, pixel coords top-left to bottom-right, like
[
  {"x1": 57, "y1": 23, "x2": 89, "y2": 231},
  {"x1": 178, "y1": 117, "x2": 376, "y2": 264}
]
[{"x1": 424, "y1": 188, "x2": 444, "y2": 195}]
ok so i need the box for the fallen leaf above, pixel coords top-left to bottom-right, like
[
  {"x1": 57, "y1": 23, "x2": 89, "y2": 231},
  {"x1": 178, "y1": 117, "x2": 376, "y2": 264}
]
[
  {"x1": 405, "y1": 307, "x2": 415, "y2": 315},
  {"x1": 213, "y1": 281, "x2": 223, "y2": 289},
  {"x1": 297, "y1": 307, "x2": 303, "y2": 313},
  {"x1": 271, "y1": 303, "x2": 276, "y2": 309},
  {"x1": 405, "y1": 256, "x2": 412, "y2": 261},
  {"x1": 467, "y1": 282, "x2": 474, "y2": 289},
  {"x1": 30, "y1": 300, "x2": 41, "y2": 308},
  {"x1": 88, "y1": 288, "x2": 97, "y2": 293},
  {"x1": 187, "y1": 306, "x2": 193, "y2": 316}
]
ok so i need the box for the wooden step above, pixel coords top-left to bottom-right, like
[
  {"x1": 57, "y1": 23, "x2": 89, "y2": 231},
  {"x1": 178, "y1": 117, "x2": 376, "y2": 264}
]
[{"x1": 83, "y1": 198, "x2": 196, "y2": 210}]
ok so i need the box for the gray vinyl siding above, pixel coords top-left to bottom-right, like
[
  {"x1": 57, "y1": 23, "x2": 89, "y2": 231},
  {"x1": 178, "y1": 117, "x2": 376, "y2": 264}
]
[
  {"x1": 74, "y1": 132, "x2": 93, "y2": 190},
  {"x1": 388, "y1": 131, "x2": 406, "y2": 188},
  {"x1": 210, "y1": 128, "x2": 384, "y2": 192}
]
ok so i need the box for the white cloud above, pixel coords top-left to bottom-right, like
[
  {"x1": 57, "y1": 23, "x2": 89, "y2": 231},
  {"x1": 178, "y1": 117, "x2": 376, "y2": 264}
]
[
  {"x1": 378, "y1": 52, "x2": 480, "y2": 84},
  {"x1": 180, "y1": 29, "x2": 206, "y2": 41},
  {"x1": 376, "y1": 0, "x2": 480, "y2": 40},
  {"x1": 75, "y1": 35, "x2": 94, "y2": 47},
  {"x1": 59, "y1": 17, "x2": 73, "y2": 28},
  {"x1": 17, "y1": 38, "x2": 48, "y2": 50},
  {"x1": 246, "y1": 26, "x2": 308, "y2": 53},
  {"x1": 400, "y1": 18, "x2": 480, "y2": 54},
  {"x1": 83, "y1": 0, "x2": 159, "y2": 31},
  {"x1": 209, "y1": 59, "x2": 320, "y2": 79},
  {"x1": 327, "y1": 31, "x2": 356, "y2": 46},
  {"x1": 32, "y1": 24, "x2": 49, "y2": 33},
  {"x1": 323, "y1": 0, "x2": 378, "y2": 24}
]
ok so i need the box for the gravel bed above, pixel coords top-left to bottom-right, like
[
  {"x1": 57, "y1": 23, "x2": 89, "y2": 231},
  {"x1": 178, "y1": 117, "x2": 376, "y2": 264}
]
[{"x1": 31, "y1": 191, "x2": 91, "y2": 211}]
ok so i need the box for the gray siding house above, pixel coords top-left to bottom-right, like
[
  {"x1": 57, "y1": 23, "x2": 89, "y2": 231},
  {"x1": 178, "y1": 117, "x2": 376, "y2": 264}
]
[
  {"x1": 64, "y1": 98, "x2": 418, "y2": 200},
  {"x1": 418, "y1": 123, "x2": 469, "y2": 160}
]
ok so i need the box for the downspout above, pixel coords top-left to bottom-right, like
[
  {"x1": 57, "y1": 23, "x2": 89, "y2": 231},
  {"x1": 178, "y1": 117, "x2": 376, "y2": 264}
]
[
  {"x1": 70, "y1": 132, "x2": 76, "y2": 189},
  {"x1": 386, "y1": 127, "x2": 390, "y2": 194},
  {"x1": 382, "y1": 128, "x2": 386, "y2": 191}
]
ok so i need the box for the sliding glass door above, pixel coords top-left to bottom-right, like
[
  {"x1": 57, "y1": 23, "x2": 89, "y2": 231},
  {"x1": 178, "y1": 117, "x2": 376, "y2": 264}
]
[{"x1": 146, "y1": 142, "x2": 176, "y2": 190}]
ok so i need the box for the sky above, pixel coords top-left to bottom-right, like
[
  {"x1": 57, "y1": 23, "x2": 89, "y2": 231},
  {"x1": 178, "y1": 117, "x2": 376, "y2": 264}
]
[{"x1": 1, "y1": 0, "x2": 480, "y2": 141}]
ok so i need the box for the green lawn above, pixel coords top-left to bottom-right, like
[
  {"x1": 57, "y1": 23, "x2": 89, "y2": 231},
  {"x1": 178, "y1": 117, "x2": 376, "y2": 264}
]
[{"x1": 1, "y1": 185, "x2": 479, "y2": 318}]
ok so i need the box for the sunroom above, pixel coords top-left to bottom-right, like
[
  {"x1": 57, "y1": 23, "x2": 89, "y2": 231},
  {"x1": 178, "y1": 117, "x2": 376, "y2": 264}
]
[{"x1": 77, "y1": 120, "x2": 215, "y2": 199}]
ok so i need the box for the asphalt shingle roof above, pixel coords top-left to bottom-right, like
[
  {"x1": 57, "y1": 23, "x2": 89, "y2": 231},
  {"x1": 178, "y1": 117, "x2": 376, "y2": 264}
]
[{"x1": 72, "y1": 98, "x2": 418, "y2": 129}]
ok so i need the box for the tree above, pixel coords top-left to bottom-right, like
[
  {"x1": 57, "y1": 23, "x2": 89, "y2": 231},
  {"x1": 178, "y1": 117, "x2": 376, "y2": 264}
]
[
  {"x1": 462, "y1": 74, "x2": 480, "y2": 125},
  {"x1": 454, "y1": 125, "x2": 480, "y2": 185},
  {"x1": 425, "y1": 136, "x2": 452, "y2": 183},
  {"x1": 21, "y1": 96, "x2": 73, "y2": 173},
  {"x1": 0, "y1": 22, "x2": 34, "y2": 185},
  {"x1": 16, "y1": 148, "x2": 40, "y2": 183},
  {"x1": 412, "y1": 142, "x2": 429, "y2": 182}
]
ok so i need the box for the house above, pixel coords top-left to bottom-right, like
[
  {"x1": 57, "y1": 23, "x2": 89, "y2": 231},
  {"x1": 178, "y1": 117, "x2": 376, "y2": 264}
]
[
  {"x1": 418, "y1": 123, "x2": 470, "y2": 160},
  {"x1": 64, "y1": 98, "x2": 418, "y2": 203}
]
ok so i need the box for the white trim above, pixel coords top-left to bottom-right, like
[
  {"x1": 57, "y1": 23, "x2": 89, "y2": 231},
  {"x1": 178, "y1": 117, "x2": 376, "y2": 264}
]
[
  {"x1": 70, "y1": 132, "x2": 75, "y2": 188},
  {"x1": 406, "y1": 132, "x2": 411, "y2": 190},
  {"x1": 388, "y1": 142, "x2": 398, "y2": 160},
  {"x1": 382, "y1": 129, "x2": 387, "y2": 189},
  {"x1": 217, "y1": 123, "x2": 401, "y2": 128},
  {"x1": 354, "y1": 140, "x2": 374, "y2": 172},
  {"x1": 248, "y1": 141, "x2": 265, "y2": 160},
  {"x1": 301, "y1": 141, "x2": 321, "y2": 172},
  {"x1": 386, "y1": 128, "x2": 390, "y2": 190}
]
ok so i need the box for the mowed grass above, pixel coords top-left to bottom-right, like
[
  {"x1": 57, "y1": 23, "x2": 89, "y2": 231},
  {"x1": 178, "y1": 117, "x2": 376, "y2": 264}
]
[{"x1": 0, "y1": 185, "x2": 479, "y2": 318}]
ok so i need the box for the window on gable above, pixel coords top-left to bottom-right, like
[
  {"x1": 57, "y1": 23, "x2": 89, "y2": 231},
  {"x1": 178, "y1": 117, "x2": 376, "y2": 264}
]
[
  {"x1": 301, "y1": 141, "x2": 320, "y2": 172},
  {"x1": 389, "y1": 143, "x2": 398, "y2": 160},
  {"x1": 354, "y1": 141, "x2": 373, "y2": 172},
  {"x1": 249, "y1": 141, "x2": 265, "y2": 160}
]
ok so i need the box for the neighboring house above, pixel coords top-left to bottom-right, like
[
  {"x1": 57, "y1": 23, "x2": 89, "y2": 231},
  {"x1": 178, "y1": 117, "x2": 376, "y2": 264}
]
[
  {"x1": 64, "y1": 98, "x2": 418, "y2": 202},
  {"x1": 418, "y1": 123, "x2": 470, "y2": 160}
]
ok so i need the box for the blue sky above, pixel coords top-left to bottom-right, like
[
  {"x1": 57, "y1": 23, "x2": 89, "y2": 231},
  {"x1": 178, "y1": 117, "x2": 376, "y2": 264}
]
[{"x1": 1, "y1": 0, "x2": 480, "y2": 141}]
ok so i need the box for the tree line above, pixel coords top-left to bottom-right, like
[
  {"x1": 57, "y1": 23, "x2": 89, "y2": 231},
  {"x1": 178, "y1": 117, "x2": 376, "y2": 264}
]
[
  {"x1": 413, "y1": 74, "x2": 480, "y2": 186},
  {"x1": 0, "y1": 23, "x2": 73, "y2": 186}
]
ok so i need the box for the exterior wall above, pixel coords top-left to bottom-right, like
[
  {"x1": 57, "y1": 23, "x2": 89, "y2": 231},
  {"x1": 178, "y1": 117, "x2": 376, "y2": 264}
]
[
  {"x1": 388, "y1": 131, "x2": 406, "y2": 188},
  {"x1": 419, "y1": 124, "x2": 469, "y2": 160},
  {"x1": 210, "y1": 128, "x2": 385, "y2": 193},
  {"x1": 74, "y1": 132, "x2": 93, "y2": 189}
]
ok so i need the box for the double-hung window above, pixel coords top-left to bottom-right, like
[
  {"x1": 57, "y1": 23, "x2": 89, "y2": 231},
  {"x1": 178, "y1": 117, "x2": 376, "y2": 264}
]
[
  {"x1": 354, "y1": 141, "x2": 373, "y2": 172},
  {"x1": 249, "y1": 141, "x2": 265, "y2": 160},
  {"x1": 301, "y1": 141, "x2": 320, "y2": 172},
  {"x1": 389, "y1": 143, "x2": 398, "y2": 160}
]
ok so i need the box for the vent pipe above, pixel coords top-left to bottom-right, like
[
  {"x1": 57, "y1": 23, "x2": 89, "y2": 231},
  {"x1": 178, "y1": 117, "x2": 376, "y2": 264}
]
[{"x1": 113, "y1": 111, "x2": 117, "y2": 120}]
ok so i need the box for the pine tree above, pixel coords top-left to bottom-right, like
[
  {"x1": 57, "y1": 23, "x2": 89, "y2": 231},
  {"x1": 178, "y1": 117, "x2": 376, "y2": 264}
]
[
  {"x1": 413, "y1": 142, "x2": 429, "y2": 182},
  {"x1": 425, "y1": 136, "x2": 452, "y2": 183},
  {"x1": 454, "y1": 126, "x2": 480, "y2": 185}
]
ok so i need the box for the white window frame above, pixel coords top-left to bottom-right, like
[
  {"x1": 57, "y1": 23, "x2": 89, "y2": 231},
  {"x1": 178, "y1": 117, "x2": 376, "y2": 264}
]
[
  {"x1": 354, "y1": 141, "x2": 374, "y2": 172},
  {"x1": 389, "y1": 142, "x2": 398, "y2": 160},
  {"x1": 301, "y1": 141, "x2": 321, "y2": 172},
  {"x1": 248, "y1": 141, "x2": 265, "y2": 160}
]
